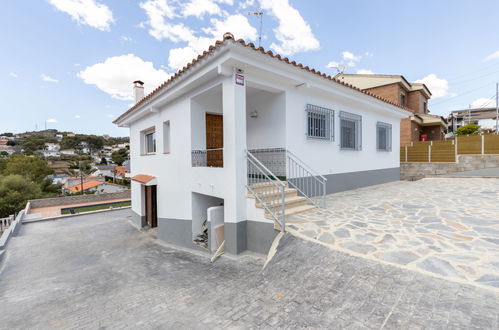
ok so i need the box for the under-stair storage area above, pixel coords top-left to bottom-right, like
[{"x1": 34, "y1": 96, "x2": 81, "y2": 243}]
[{"x1": 191, "y1": 192, "x2": 223, "y2": 249}]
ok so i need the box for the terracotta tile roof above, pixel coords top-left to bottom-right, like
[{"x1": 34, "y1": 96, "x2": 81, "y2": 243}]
[
  {"x1": 131, "y1": 174, "x2": 155, "y2": 184},
  {"x1": 66, "y1": 180, "x2": 104, "y2": 193},
  {"x1": 114, "y1": 33, "x2": 411, "y2": 124},
  {"x1": 114, "y1": 166, "x2": 126, "y2": 177}
]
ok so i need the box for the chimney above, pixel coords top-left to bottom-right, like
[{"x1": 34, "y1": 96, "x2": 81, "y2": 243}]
[{"x1": 133, "y1": 80, "x2": 144, "y2": 103}]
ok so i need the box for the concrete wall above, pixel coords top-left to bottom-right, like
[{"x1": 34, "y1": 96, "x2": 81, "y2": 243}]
[
  {"x1": 28, "y1": 191, "x2": 131, "y2": 209},
  {"x1": 400, "y1": 154, "x2": 499, "y2": 180}
]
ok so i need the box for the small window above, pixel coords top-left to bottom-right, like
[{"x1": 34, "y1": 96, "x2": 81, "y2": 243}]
[
  {"x1": 340, "y1": 111, "x2": 362, "y2": 150},
  {"x1": 163, "y1": 120, "x2": 171, "y2": 153},
  {"x1": 400, "y1": 93, "x2": 406, "y2": 106},
  {"x1": 306, "y1": 104, "x2": 334, "y2": 140},
  {"x1": 376, "y1": 122, "x2": 392, "y2": 151},
  {"x1": 142, "y1": 129, "x2": 156, "y2": 154},
  {"x1": 423, "y1": 101, "x2": 427, "y2": 113}
]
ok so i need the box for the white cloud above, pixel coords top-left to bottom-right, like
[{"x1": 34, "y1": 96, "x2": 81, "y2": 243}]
[
  {"x1": 260, "y1": 0, "x2": 319, "y2": 55},
  {"x1": 239, "y1": 0, "x2": 254, "y2": 9},
  {"x1": 46, "y1": 118, "x2": 58, "y2": 123},
  {"x1": 139, "y1": 0, "x2": 190, "y2": 42},
  {"x1": 47, "y1": 0, "x2": 114, "y2": 31},
  {"x1": 342, "y1": 51, "x2": 362, "y2": 67},
  {"x1": 78, "y1": 54, "x2": 170, "y2": 101},
  {"x1": 415, "y1": 74, "x2": 449, "y2": 99},
  {"x1": 471, "y1": 97, "x2": 495, "y2": 109},
  {"x1": 326, "y1": 61, "x2": 340, "y2": 69},
  {"x1": 41, "y1": 74, "x2": 59, "y2": 83},
  {"x1": 120, "y1": 36, "x2": 132, "y2": 42},
  {"x1": 203, "y1": 14, "x2": 257, "y2": 40},
  {"x1": 182, "y1": 0, "x2": 222, "y2": 18},
  {"x1": 75, "y1": 114, "x2": 81, "y2": 119},
  {"x1": 105, "y1": 114, "x2": 114, "y2": 118},
  {"x1": 9, "y1": 72, "x2": 18, "y2": 78},
  {"x1": 356, "y1": 69, "x2": 374, "y2": 74},
  {"x1": 483, "y1": 50, "x2": 499, "y2": 62}
]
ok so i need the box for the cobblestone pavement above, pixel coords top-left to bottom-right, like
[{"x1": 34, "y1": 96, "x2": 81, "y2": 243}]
[
  {"x1": 288, "y1": 178, "x2": 499, "y2": 291},
  {"x1": 1, "y1": 209, "x2": 498, "y2": 329}
]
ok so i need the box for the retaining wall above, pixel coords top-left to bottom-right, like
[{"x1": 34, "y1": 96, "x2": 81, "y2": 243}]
[
  {"x1": 401, "y1": 154, "x2": 499, "y2": 180},
  {"x1": 29, "y1": 190, "x2": 131, "y2": 209}
]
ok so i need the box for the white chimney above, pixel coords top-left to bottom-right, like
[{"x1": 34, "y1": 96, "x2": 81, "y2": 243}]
[{"x1": 133, "y1": 80, "x2": 144, "y2": 103}]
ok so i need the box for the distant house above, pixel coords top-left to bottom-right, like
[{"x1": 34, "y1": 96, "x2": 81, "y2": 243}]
[
  {"x1": 114, "y1": 166, "x2": 126, "y2": 179},
  {"x1": 39, "y1": 150, "x2": 60, "y2": 158},
  {"x1": 67, "y1": 133, "x2": 76, "y2": 137},
  {"x1": 45, "y1": 142, "x2": 60, "y2": 151},
  {"x1": 64, "y1": 175, "x2": 104, "y2": 188},
  {"x1": 60, "y1": 149, "x2": 76, "y2": 156},
  {"x1": 63, "y1": 180, "x2": 128, "y2": 194},
  {"x1": 55, "y1": 134, "x2": 63, "y2": 141},
  {"x1": 95, "y1": 165, "x2": 116, "y2": 177},
  {"x1": 335, "y1": 74, "x2": 447, "y2": 146},
  {"x1": 0, "y1": 138, "x2": 8, "y2": 146}
]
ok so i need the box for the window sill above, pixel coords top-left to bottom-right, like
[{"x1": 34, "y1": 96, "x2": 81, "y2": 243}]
[
  {"x1": 376, "y1": 149, "x2": 392, "y2": 152},
  {"x1": 163, "y1": 152, "x2": 171, "y2": 154},
  {"x1": 340, "y1": 147, "x2": 360, "y2": 151},
  {"x1": 140, "y1": 153, "x2": 156, "y2": 156}
]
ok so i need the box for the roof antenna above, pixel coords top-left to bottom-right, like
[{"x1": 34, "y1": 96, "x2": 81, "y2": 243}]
[{"x1": 248, "y1": 10, "x2": 263, "y2": 48}]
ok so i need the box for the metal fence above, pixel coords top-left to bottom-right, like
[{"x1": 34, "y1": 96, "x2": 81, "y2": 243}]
[
  {"x1": 191, "y1": 148, "x2": 224, "y2": 167},
  {"x1": 401, "y1": 134, "x2": 499, "y2": 163}
]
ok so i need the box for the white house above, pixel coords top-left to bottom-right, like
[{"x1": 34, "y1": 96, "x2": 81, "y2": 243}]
[
  {"x1": 45, "y1": 142, "x2": 60, "y2": 151},
  {"x1": 114, "y1": 33, "x2": 410, "y2": 255}
]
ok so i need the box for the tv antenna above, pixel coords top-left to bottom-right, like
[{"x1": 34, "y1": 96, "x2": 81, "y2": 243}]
[{"x1": 248, "y1": 11, "x2": 263, "y2": 48}]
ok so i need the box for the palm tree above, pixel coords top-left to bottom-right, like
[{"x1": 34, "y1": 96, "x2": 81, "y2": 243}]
[{"x1": 65, "y1": 157, "x2": 96, "y2": 195}]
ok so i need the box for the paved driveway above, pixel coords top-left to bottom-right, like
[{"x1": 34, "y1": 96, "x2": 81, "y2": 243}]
[
  {"x1": 289, "y1": 178, "x2": 499, "y2": 290},
  {"x1": 1, "y1": 209, "x2": 498, "y2": 329}
]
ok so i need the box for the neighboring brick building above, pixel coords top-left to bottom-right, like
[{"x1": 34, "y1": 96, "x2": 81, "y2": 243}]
[{"x1": 335, "y1": 74, "x2": 447, "y2": 146}]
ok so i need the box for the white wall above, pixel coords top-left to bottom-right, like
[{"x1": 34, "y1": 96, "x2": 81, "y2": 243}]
[
  {"x1": 192, "y1": 192, "x2": 223, "y2": 239},
  {"x1": 190, "y1": 86, "x2": 223, "y2": 150},
  {"x1": 207, "y1": 205, "x2": 224, "y2": 251},
  {"x1": 246, "y1": 88, "x2": 286, "y2": 149},
  {"x1": 284, "y1": 87, "x2": 402, "y2": 175}
]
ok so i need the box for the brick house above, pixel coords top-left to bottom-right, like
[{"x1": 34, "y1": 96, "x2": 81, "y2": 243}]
[{"x1": 335, "y1": 74, "x2": 447, "y2": 146}]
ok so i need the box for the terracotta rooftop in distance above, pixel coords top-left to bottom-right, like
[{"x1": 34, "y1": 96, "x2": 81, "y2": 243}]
[
  {"x1": 131, "y1": 174, "x2": 155, "y2": 184},
  {"x1": 66, "y1": 180, "x2": 104, "y2": 193},
  {"x1": 114, "y1": 33, "x2": 411, "y2": 124}
]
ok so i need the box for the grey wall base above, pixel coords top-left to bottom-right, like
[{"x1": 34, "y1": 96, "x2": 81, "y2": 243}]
[
  {"x1": 157, "y1": 218, "x2": 193, "y2": 249},
  {"x1": 131, "y1": 211, "x2": 146, "y2": 229},
  {"x1": 324, "y1": 167, "x2": 400, "y2": 194}
]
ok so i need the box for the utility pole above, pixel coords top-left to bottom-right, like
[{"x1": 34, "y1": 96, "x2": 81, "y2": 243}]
[
  {"x1": 496, "y1": 82, "x2": 498, "y2": 134},
  {"x1": 468, "y1": 104, "x2": 471, "y2": 124}
]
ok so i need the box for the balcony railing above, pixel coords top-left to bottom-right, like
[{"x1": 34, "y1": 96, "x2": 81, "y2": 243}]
[{"x1": 191, "y1": 148, "x2": 224, "y2": 168}]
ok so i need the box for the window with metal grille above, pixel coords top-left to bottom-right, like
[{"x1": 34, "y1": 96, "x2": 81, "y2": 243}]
[
  {"x1": 340, "y1": 111, "x2": 362, "y2": 150},
  {"x1": 306, "y1": 104, "x2": 334, "y2": 140},
  {"x1": 376, "y1": 122, "x2": 392, "y2": 151}
]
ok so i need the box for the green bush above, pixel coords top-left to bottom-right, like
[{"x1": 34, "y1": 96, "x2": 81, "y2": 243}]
[{"x1": 456, "y1": 123, "x2": 480, "y2": 135}]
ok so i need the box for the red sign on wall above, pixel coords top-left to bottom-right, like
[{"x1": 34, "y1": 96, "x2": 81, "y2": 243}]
[{"x1": 235, "y1": 73, "x2": 244, "y2": 86}]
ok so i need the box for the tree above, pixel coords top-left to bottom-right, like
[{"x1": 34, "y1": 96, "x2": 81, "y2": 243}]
[
  {"x1": 99, "y1": 157, "x2": 108, "y2": 165},
  {"x1": 21, "y1": 135, "x2": 47, "y2": 154},
  {"x1": 6, "y1": 140, "x2": 17, "y2": 146},
  {"x1": 0, "y1": 175, "x2": 43, "y2": 217},
  {"x1": 111, "y1": 148, "x2": 129, "y2": 166},
  {"x1": 456, "y1": 123, "x2": 481, "y2": 135},
  {"x1": 65, "y1": 157, "x2": 96, "y2": 195},
  {"x1": 1, "y1": 155, "x2": 53, "y2": 183}
]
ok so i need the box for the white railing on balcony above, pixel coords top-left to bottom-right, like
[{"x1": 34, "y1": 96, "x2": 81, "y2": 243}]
[
  {"x1": 191, "y1": 148, "x2": 224, "y2": 167},
  {"x1": 0, "y1": 215, "x2": 14, "y2": 235},
  {"x1": 248, "y1": 148, "x2": 327, "y2": 208},
  {"x1": 246, "y1": 151, "x2": 286, "y2": 232}
]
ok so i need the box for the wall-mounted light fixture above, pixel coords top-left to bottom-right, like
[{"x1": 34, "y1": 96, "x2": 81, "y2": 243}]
[{"x1": 250, "y1": 110, "x2": 259, "y2": 118}]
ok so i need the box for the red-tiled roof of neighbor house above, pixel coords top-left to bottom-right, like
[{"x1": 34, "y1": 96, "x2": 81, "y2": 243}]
[
  {"x1": 114, "y1": 166, "x2": 126, "y2": 177},
  {"x1": 131, "y1": 174, "x2": 155, "y2": 184},
  {"x1": 114, "y1": 33, "x2": 411, "y2": 124},
  {"x1": 66, "y1": 180, "x2": 104, "y2": 193}
]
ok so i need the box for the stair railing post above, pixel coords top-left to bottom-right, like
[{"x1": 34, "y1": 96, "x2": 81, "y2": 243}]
[{"x1": 281, "y1": 185, "x2": 286, "y2": 232}]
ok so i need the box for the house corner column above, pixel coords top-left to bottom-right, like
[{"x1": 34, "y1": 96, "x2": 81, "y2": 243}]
[{"x1": 223, "y1": 69, "x2": 247, "y2": 254}]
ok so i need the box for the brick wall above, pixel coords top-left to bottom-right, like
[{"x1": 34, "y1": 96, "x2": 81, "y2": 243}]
[
  {"x1": 422, "y1": 125, "x2": 444, "y2": 141},
  {"x1": 29, "y1": 190, "x2": 131, "y2": 209},
  {"x1": 364, "y1": 83, "x2": 404, "y2": 105},
  {"x1": 407, "y1": 91, "x2": 427, "y2": 114}
]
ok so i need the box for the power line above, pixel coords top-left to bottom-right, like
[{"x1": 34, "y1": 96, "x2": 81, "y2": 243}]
[{"x1": 430, "y1": 82, "x2": 495, "y2": 106}]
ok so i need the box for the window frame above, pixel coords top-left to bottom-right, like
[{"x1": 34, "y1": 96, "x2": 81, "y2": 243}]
[
  {"x1": 339, "y1": 111, "x2": 362, "y2": 151},
  {"x1": 141, "y1": 127, "x2": 156, "y2": 155},
  {"x1": 376, "y1": 121, "x2": 392, "y2": 152},
  {"x1": 400, "y1": 93, "x2": 406, "y2": 106},
  {"x1": 305, "y1": 104, "x2": 334, "y2": 141}
]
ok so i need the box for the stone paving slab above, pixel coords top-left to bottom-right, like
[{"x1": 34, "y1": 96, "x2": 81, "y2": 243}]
[
  {"x1": 288, "y1": 178, "x2": 499, "y2": 291},
  {"x1": 1, "y1": 209, "x2": 498, "y2": 329}
]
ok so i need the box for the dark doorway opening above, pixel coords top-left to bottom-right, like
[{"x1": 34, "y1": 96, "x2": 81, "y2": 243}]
[{"x1": 145, "y1": 185, "x2": 157, "y2": 228}]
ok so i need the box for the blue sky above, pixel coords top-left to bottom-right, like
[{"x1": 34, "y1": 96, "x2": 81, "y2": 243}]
[{"x1": 2, "y1": 0, "x2": 499, "y2": 136}]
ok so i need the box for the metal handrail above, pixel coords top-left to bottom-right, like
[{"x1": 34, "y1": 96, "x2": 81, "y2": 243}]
[
  {"x1": 246, "y1": 151, "x2": 286, "y2": 232},
  {"x1": 286, "y1": 149, "x2": 327, "y2": 182}
]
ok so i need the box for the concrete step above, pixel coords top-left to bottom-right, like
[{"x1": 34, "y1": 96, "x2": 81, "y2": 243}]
[
  {"x1": 249, "y1": 181, "x2": 288, "y2": 193},
  {"x1": 256, "y1": 195, "x2": 308, "y2": 209},
  {"x1": 247, "y1": 188, "x2": 297, "y2": 199}
]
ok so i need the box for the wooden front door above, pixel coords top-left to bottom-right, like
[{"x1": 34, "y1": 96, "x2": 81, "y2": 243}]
[
  {"x1": 206, "y1": 113, "x2": 223, "y2": 167},
  {"x1": 145, "y1": 185, "x2": 157, "y2": 228}
]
